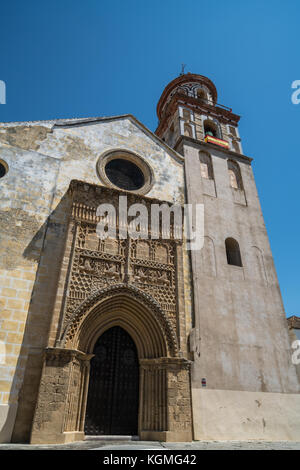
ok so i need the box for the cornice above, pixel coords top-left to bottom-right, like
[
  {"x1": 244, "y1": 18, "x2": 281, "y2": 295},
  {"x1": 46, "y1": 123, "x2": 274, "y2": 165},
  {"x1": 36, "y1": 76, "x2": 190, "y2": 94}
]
[
  {"x1": 174, "y1": 135, "x2": 253, "y2": 164},
  {"x1": 155, "y1": 92, "x2": 240, "y2": 137}
]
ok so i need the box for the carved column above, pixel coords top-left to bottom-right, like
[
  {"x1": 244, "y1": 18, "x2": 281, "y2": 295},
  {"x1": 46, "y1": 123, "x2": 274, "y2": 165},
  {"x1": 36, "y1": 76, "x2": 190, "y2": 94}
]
[
  {"x1": 30, "y1": 348, "x2": 93, "y2": 444},
  {"x1": 139, "y1": 357, "x2": 192, "y2": 442}
]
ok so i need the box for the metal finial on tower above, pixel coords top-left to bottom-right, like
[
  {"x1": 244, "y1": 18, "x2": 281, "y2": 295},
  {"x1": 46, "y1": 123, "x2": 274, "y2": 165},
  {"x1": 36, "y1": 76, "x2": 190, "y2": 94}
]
[{"x1": 180, "y1": 64, "x2": 186, "y2": 75}]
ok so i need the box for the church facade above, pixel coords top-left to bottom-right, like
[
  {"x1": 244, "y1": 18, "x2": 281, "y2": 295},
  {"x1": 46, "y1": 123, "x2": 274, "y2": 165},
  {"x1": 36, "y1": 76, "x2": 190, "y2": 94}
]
[{"x1": 0, "y1": 73, "x2": 299, "y2": 444}]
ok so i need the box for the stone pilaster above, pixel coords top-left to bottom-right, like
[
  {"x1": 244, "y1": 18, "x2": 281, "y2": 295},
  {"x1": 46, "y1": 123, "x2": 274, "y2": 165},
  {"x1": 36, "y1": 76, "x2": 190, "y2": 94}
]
[
  {"x1": 139, "y1": 357, "x2": 192, "y2": 442},
  {"x1": 30, "y1": 348, "x2": 93, "y2": 444}
]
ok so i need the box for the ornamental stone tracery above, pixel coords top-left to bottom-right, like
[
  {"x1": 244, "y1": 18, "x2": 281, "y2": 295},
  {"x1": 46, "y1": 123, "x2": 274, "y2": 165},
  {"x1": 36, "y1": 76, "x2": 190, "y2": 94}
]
[{"x1": 56, "y1": 181, "x2": 185, "y2": 358}]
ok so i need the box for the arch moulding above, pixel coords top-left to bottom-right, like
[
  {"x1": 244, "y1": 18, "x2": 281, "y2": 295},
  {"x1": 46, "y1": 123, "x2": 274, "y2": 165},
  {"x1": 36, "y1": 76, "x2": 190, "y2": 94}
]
[{"x1": 61, "y1": 284, "x2": 179, "y2": 358}]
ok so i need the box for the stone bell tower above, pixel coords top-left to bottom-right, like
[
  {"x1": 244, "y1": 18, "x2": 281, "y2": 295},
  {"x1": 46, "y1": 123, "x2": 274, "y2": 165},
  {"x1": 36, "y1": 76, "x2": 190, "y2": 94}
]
[{"x1": 156, "y1": 73, "x2": 300, "y2": 440}]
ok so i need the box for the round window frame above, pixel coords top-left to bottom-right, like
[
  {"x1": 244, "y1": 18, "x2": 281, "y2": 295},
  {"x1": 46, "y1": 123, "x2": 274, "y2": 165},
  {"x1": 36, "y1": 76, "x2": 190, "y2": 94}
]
[
  {"x1": 0, "y1": 159, "x2": 9, "y2": 179},
  {"x1": 96, "y1": 150, "x2": 154, "y2": 195}
]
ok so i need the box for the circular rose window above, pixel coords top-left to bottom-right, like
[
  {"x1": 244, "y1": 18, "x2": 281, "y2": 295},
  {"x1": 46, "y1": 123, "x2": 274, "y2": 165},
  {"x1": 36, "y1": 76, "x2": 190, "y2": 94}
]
[
  {"x1": 97, "y1": 150, "x2": 153, "y2": 194},
  {"x1": 105, "y1": 158, "x2": 145, "y2": 191}
]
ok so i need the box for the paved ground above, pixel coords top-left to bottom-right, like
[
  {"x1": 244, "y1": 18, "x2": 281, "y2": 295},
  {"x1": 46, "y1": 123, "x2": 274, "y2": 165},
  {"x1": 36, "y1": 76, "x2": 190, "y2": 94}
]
[{"x1": 0, "y1": 439, "x2": 300, "y2": 450}]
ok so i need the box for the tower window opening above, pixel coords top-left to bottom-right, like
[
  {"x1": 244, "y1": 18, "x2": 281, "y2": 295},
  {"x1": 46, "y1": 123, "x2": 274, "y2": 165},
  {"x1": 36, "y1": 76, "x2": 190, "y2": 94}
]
[
  {"x1": 184, "y1": 123, "x2": 193, "y2": 137},
  {"x1": 204, "y1": 120, "x2": 219, "y2": 138},
  {"x1": 197, "y1": 88, "x2": 206, "y2": 102},
  {"x1": 227, "y1": 160, "x2": 243, "y2": 190},
  {"x1": 199, "y1": 151, "x2": 213, "y2": 179},
  {"x1": 229, "y1": 126, "x2": 237, "y2": 137},
  {"x1": 201, "y1": 162, "x2": 209, "y2": 179},
  {"x1": 225, "y1": 238, "x2": 242, "y2": 267},
  {"x1": 232, "y1": 141, "x2": 240, "y2": 153},
  {"x1": 228, "y1": 169, "x2": 238, "y2": 188},
  {"x1": 183, "y1": 109, "x2": 191, "y2": 122}
]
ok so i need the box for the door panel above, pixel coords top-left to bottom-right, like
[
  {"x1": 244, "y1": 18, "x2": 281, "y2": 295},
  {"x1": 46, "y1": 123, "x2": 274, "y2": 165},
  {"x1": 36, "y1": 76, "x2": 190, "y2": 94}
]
[{"x1": 85, "y1": 326, "x2": 139, "y2": 435}]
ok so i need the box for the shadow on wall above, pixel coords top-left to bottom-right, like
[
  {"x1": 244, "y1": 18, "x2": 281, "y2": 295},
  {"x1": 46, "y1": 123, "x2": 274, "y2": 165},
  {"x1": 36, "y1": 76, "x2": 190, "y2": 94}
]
[{"x1": 3, "y1": 191, "x2": 72, "y2": 443}]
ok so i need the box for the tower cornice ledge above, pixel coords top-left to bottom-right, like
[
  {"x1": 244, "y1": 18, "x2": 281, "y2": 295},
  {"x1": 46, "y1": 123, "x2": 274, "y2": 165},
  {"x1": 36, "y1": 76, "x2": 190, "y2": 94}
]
[{"x1": 174, "y1": 135, "x2": 253, "y2": 163}]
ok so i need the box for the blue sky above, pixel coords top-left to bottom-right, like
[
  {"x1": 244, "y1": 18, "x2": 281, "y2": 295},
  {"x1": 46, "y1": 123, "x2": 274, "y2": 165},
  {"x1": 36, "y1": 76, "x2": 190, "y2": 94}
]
[{"x1": 0, "y1": 0, "x2": 299, "y2": 316}]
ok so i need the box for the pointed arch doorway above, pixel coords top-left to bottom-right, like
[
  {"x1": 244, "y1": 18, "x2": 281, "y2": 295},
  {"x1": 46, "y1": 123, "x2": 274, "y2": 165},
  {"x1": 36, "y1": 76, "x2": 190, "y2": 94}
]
[
  {"x1": 30, "y1": 287, "x2": 193, "y2": 444},
  {"x1": 84, "y1": 326, "x2": 139, "y2": 436}
]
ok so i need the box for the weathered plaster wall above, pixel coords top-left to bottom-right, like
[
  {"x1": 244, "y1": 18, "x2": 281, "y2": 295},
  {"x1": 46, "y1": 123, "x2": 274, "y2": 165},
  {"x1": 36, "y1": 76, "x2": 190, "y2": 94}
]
[
  {"x1": 0, "y1": 117, "x2": 188, "y2": 442},
  {"x1": 0, "y1": 118, "x2": 184, "y2": 204},
  {"x1": 192, "y1": 388, "x2": 300, "y2": 441}
]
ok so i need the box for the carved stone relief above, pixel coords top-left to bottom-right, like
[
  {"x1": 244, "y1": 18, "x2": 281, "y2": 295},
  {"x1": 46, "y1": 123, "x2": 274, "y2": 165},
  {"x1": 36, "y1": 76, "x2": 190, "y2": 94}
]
[{"x1": 60, "y1": 181, "x2": 184, "y2": 341}]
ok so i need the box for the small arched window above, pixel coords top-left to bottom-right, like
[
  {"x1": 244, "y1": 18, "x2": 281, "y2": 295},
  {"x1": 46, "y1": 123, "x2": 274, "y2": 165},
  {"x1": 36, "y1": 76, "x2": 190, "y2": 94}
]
[
  {"x1": 184, "y1": 123, "x2": 193, "y2": 137},
  {"x1": 203, "y1": 119, "x2": 220, "y2": 138},
  {"x1": 229, "y1": 126, "x2": 237, "y2": 137},
  {"x1": 232, "y1": 141, "x2": 240, "y2": 153},
  {"x1": 227, "y1": 160, "x2": 243, "y2": 190},
  {"x1": 228, "y1": 169, "x2": 238, "y2": 188},
  {"x1": 225, "y1": 238, "x2": 242, "y2": 267},
  {"x1": 183, "y1": 109, "x2": 191, "y2": 122},
  {"x1": 197, "y1": 88, "x2": 206, "y2": 102},
  {"x1": 199, "y1": 151, "x2": 213, "y2": 179}
]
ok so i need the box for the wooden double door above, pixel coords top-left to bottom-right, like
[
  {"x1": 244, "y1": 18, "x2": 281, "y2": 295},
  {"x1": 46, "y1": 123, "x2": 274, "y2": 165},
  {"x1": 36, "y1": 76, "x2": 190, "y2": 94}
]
[{"x1": 84, "y1": 326, "x2": 139, "y2": 436}]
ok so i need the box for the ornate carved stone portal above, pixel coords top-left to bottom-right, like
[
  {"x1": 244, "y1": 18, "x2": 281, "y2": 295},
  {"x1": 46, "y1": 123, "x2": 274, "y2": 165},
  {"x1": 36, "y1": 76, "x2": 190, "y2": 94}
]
[{"x1": 30, "y1": 181, "x2": 192, "y2": 444}]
